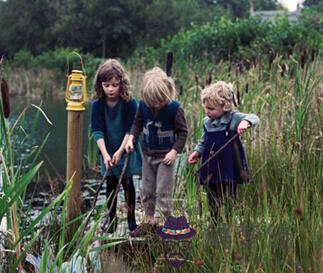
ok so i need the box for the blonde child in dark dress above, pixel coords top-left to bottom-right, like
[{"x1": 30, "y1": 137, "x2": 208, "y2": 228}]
[{"x1": 188, "y1": 81, "x2": 259, "y2": 224}]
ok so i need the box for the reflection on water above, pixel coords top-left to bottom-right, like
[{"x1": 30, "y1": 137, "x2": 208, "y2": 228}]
[{"x1": 10, "y1": 94, "x2": 92, "y2": 177}]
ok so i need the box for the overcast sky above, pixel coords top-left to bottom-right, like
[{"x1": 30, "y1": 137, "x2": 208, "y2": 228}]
[{"x1": 279, "y1": 0, "x2": 304, "y2": 11}]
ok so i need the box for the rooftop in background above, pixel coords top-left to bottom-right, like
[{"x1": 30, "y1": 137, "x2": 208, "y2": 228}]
[{"x1": 251, "y1": 4, "x2": 302, "y2": 22}]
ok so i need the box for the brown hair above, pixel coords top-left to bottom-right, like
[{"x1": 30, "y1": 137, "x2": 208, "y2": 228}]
[{"x1": 93, "y1": 59, "x2": 131, "y2": 102}]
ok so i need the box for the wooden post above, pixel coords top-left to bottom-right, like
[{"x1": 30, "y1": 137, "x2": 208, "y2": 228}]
[{"x1": 66, "y1": 110, "x2": 84, "y2": 236}]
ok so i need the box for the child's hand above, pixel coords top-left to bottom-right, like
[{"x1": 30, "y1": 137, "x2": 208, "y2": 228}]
[
  {"x1": 188, "y1": 151, "x2": 200, "y2": 164},
  {"x1": 112, "y1": 150, "x2": 123, "y2": 165},
  {"x1": 125, "y1": 136, "x2": 134, "y2": 153},
  {"x1": 103, "y1": 153, "x2": 113, "y2": 170},
  {"x1": 237, "y1": 120, "x2": 250, "y2": 135},
  {"x1": 163, "y1": 149, "x2": 177, "y2": 166}
]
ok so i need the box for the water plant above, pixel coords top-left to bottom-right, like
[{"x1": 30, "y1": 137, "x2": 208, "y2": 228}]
[{"x1": 0, "y1": 97, "x2": 124, "y2": 272}]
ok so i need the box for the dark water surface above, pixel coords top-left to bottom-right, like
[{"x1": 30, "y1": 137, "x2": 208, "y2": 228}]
[
  {"x1": 10, "y1": 95, "x2": 143, "y2": 233},
  {"x1": 10, "y1": 95, "x2": 92, "y2": 177}
]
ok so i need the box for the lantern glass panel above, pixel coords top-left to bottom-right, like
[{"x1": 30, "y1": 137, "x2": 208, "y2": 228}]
[{"x1": 69, "y1": 83, "x2": 83, "y2": 101}]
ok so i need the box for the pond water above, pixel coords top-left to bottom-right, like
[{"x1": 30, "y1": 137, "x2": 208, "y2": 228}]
[
  {"x1": 10, "y1": 94, "x2": 92, "y2": 177},
  {"x1": 9, "y1": 94, "x2": 144, "y2": 234}
]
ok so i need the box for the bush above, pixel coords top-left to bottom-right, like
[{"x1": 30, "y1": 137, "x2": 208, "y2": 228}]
[
  {"x1": 128, "y1": 14, "x2": 322, "y2": 72},
  {"x1": 13, "y1": 50, "x2": 34, "y2": 69}
]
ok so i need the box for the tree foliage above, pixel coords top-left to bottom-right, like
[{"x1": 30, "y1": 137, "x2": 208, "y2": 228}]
[
  {"x1": 303, "y1": 0, "x2": 321, "y2": 7},
  {"x1": 129, "y1": 14, "x2": 322, "y2": 72},
  {"x1": 0, "y1": 0, "x2": 223, "y2": 58}
]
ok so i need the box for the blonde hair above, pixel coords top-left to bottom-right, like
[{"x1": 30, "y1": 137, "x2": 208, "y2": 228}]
[
  {"x1": 201, "y1": 81, "x2": 235, "y2": 112},
  {"x1": 93, "y1": 58, "x2": 131, "y2": 102},
  {"x1": 140, "y1": 67, "x2": 176, "y2": 108}
]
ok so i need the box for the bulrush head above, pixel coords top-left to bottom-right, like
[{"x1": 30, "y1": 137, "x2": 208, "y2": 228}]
[
  {"x1": 268, "y1": 48, "x2": 275, "y2": 70},
  {"x1": 1, "y1": 78, "x2": 10, "y2": 118},
  {"x1": 0, "y1": 56, "x2": 10, "y2": 119},
  {"x1": 236, "y1": 63, "x2": 241, "y2": 77},
  {"x1": 252, "y1": 55, "x2": 257, "y2": 68},
  {"x1": 280, "y1": 63, "x2": 287, "y2": 77},
  {"x1": 294, "y1": 206, "x2": 304, "y2": 220},
  {"x1": 194, "y1": 259, "x2": 204, "y2": 267},
  {"x1": 205, "y1": 72, "x2": 212, "y2": 86},
  {"x1": 287, "y1": 47, "x2": 293, "y2": 60},
  {"x1": 233, "y1": 251, "x2": 243, "y2": 261},
  {"x1": 258, "y1": 182, "x2": 266, "y2": 195},
  {"x1": 236, "y1": 88, "x2": 240, "y2": 105},
  {"x1": 318, "y1": 249, "x2": 323, "y2": 269},
  {"x1": 311, "y1": 48, "x2": 316, "y2": 62},
  {"x1": 195, "y1": 75, "x2": 199, "y2": 86},
  {"x1": 245, "y1": 82, "x2": 249, "y2": 94},
  {"x1": 301, "y1": 48, "x2": 307, "y2": 69}
]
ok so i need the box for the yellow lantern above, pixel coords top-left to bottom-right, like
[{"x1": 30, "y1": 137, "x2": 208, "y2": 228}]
[{"x1": 65, "y1": 69, "x2": 87, "y2": 111}]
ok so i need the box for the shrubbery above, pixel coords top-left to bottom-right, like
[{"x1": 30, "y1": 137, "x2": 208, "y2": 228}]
[
  {"x1": 9, "y1": 48, "x2": 103, "y2": 93},
  {"x1": 128, "y1": 14, "x2": 322, "y2": 71},
  {"x1": 6, "y1": 13, "x2": 322, "y2": 96}
]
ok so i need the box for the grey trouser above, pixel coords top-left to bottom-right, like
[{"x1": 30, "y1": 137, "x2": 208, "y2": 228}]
[{"x1": 142, "y1": 155, "x2": 174, "y2": 217}]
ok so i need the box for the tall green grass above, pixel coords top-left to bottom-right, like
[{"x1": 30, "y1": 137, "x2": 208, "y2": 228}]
[
  {"x1": 172, "y1": 54, "x2": 322, "y2": 272},
  {"x1": 0, "y1": 102, "x2": 123, "y2": 272},
  {"x1": 120, "y1": 53, "x2": 322, "y2": 272},
  {"x1": 1, "y1": 50, "x2": 322, "y2": 272}
]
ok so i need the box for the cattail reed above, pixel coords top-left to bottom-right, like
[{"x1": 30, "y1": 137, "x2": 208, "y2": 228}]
[
  {"x1": 1, "y1": 78, "x2": 10, "y2": 118},
  {"x1": 294, "y1": 207, "x2": 304, "y2": 219},
  {"x1": 0, "y1": 56, "x2": 10, "y2": 118},
  {"x1": 179, "y1": 84, "x2": 183, "y2": 96},
  {"x1": 245, "y1": 82, "x2": 249, "y2": 93},
  {"x1": 311, "y1": 48, "x2": 316, "y2": 62},
  {"x1": 243, "y1": 59, "x2": 251, "y2": 70},
  {"x1": 236, "y1": 63, "x2": 241, "y2": 77},
  {"x1": 268, "y1": 48, "x2": 275, "y2": 70},
  {"x1": 233, "y1": 251, "x2": 242, "y2": 261},
  {"x1": 258, "y1": 57, "x2": 263, "y2": 74},
  {"x1": 287, "y1": 47, "x2": 292, "y2": 60},
  {"x1": 166, "y1": 51, "x2": 173, "y2": 77},
  {"x1": 205, "y1": 72, "x2": 212, "y2": 86},
  {"x1": 227, "y1": 48, "x2": 231, "y2": 63},
  {"x1": 252, "y1": 55, "x2": 257, "y2": 68},
  {"x1": 258, "y1": 182, "x2": 266, "y2": 195},
  {"x1": 281, "y1": 63, "x2": 287, "y2": 77},
  {"x1": 301, "y1": 48, "x2": 306, "y2": 69},
  {"x1": 194, "y1": 259, "x2": 204, "y2": 267},
  {"x1": 194, "y1": 75, "x2": 199, "y2": 86},
  {"x1": 318, "y1": 249, "x2": 323, "y2": 268}
]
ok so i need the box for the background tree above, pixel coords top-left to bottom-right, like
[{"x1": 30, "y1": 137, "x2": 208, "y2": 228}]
[
  {"x1": 0, "y1": 0, "x2": 58, "y2": 56},
  {"x1": 303, "y1": 0, "x2": 321, "y2": 7},
  {"x1": 0, "y1": 0, "x2": 286, "y2": 58},
  {"x1": 126, "y1": 0, "x2": 226, "y2": 49}
]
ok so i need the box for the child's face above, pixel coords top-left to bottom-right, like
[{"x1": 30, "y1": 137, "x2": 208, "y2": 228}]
[
  {"x1": 102, "y1": 77, "x2": 121, "y2": 100},
  {"x1": 151, "y1": 100, "x2": 168, "y2": 110},
  {"x1": 203, "y1": 100, "x2": 225, "y2": 119},
  {"x1": 147, "y1": 99, "x2": 168, "y2": 111}
]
